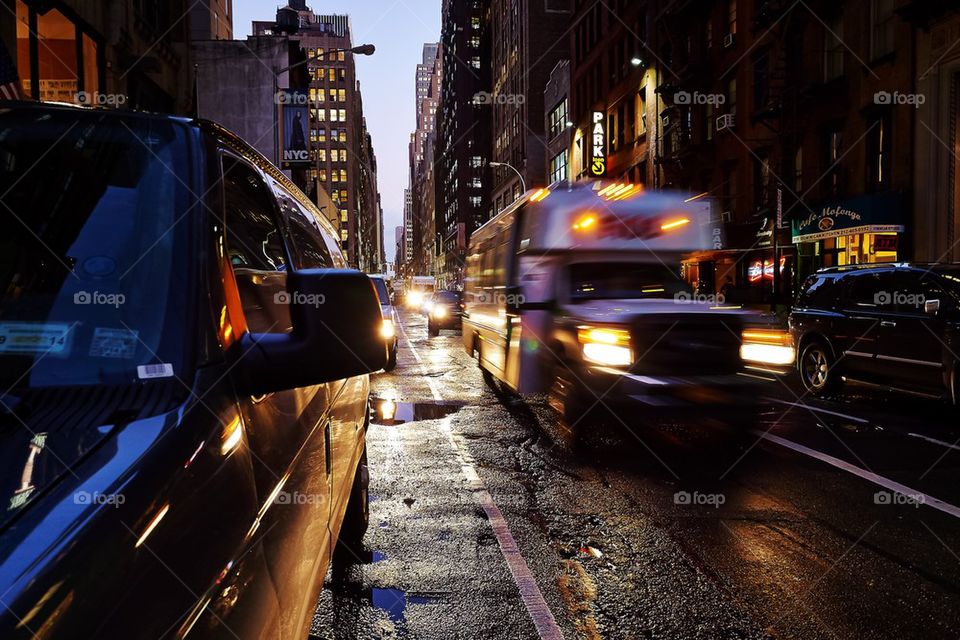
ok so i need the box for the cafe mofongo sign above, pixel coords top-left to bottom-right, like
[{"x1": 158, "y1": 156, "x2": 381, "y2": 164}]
[{"x1": 791, "y1": 192, "x2": 905, "y2": 243}]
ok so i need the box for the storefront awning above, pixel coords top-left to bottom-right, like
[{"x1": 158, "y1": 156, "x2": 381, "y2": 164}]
[{"x1": 791, "y1": 192, "x2": 905, "y2": 243}]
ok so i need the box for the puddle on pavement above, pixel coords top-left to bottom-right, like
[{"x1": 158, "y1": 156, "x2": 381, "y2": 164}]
[
  {"x1": 371, "y1": 397, "x2": 465, "y2": 425},
  {"x1": 371, "y1": 588, "x2": 443, "y2": 625}
]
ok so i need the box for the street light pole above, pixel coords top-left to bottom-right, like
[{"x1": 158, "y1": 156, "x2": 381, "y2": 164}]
[{"x1": 489, "y1": 161, "x2": 527, "y2": 196}]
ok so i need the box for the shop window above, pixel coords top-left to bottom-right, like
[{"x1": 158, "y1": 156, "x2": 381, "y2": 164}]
[{"x1": 824, "y1": 128, "x2": 843, "y2": 198}]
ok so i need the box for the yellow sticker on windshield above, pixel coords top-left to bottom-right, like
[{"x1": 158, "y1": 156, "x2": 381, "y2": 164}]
[{"x1": 0, "y1": 323, "x2": 72, "y2": 356}]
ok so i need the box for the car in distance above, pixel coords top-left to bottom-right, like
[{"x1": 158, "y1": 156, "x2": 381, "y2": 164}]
[
  {"x1": 0, "y1": 103, "x2": 388, "y2": 639},
  {"x1": 790, "y1": 263, "x2": 960, "y2": 402},
  {"x1": 369, "y1": 274, "x2": 399, "y2": 370},
  {"x1": 428, "y1": 290, "x2": 464, "y2": 336}
]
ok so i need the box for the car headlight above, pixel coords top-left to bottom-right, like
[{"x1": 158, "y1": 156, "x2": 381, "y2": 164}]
[
  {"x1": 423, "y1": 300, "x2": 435, "y2": 312},
  {"x1": 408, "y1": 291, "x2": 423, "y2": 307},
  {"x1": 380, "y1": 318, "x2": 396, "y2": 339},
  {"x1": 432, "y1": 306, "x2": 447, "y2": 318},
  {"x1": 577, "y1": 326, "x2": 632, "y2": 367},
  {"x1": 740, "y1": 329, "x2": 795, "y2": 366}
]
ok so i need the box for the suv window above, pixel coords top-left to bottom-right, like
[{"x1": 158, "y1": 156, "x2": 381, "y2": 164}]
[
  {"x1": 893, "y1": 270, "x2": 943, "y2": 314},
  {"x1": 222, "y1": 158, "x2": 291, "y2": 334},
  {"x1": 842, "y1": 271, "x2": 895, "y2": 311},
  {"x1": 273, "y1": 182, "x2": 335, "y2": 270},
  {"x1": 797, "y1": 275, "x2": 840, "y2": 308}
]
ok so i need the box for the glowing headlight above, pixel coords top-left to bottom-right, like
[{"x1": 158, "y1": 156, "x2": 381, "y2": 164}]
[
  {"x1": 407, "y1": 291, "x2": 424, "y2": 307},
  {"x1": 432, "y1": 306, "x2": 447, "y2": 318},
  {"x1": 423, "y1": 300, "x2": 435, "y2": 313},
  {"x1": 577, "y1": 326, "x2": 632, "y2": 367},
  {"x1": 740, "y1": 329, "x2": 795, "y2": 366},
  {"x1": 380, "y1": 318, "x2": 395, "y2": 339}
]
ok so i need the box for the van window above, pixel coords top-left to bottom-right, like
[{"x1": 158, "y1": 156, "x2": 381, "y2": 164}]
[
  {"x1": 0, "y1": 110, "x2": 192, "y2": 390},
  {"x1": 568, "y1": 262, "x2": 690, "y2": 301},
  {"x1": 273, "y1": 183, "x2": 334, "y2": 270},
  {"x1": 222, "y1": 159, "x2": 291, "y2": 334}
]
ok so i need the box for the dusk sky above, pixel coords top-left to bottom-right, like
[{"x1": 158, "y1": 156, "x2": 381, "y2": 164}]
[{"x1": 232, "y1": 0, "x2": 442, "y2": 263}]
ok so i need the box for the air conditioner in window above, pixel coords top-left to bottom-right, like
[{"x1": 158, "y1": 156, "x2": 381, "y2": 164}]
[
  {"x1": 716, "y1": 114, "x2": 735, "y2": 131},
  {"x1": 723, "y1": 33, "x2": 736, "y2": 48}
]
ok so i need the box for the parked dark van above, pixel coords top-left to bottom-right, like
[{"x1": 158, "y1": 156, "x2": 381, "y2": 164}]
[
  {"x1": 0, "y1": 104, "x2": 387, "y2": 639},
  {"x1": 790, "y1": 264, "x2": 960, "y2": 402}
]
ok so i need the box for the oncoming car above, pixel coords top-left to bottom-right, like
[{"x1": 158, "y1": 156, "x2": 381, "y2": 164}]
[
  {"x1": 0, "y1": 103, "x2": 388, "y2": 639},
  {"x1": 428, "y1": 290, "x2": 464, "y2": 336},
  {"x1": 462, "y1": 183, "x2": 790, "y2": 441}
]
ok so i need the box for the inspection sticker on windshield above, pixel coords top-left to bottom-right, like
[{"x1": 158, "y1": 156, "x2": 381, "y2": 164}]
[
  {"x1": 0, "y1": 323, "x2": 72, "y2": 356},
  {"x1": 90, "y1": 328, "x2": 139, "y2": 359},
  {"x1": 137, "y1": 363, "x2": 174, "y2": 380}
]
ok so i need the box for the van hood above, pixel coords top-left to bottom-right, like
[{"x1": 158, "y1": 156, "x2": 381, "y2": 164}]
[
  {"x1": 0, "y1": 383, "x2": 183, "y2": 534},
  {"x1": 562, "y1": 298, "x2": 752, "y2": 324}
]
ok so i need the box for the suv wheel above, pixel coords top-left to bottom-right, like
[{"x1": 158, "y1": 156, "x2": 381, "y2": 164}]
[
  {"x1": 799, "y1": 340, "x2": 840, "y2": 396},
  {"x1": 428, "y1": 321, "x2": 439, "y2": 337},
  {"x1": 548, "y1": 362, "x2": 589, "y2": 450}
]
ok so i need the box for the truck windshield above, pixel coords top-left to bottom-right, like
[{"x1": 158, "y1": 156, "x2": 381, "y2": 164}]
[
  {"x1": 0, "y1": 109, "x2": 194, "y2": 391},
  {"x1": 569, "y1": 262, "x2": 691, "y2": 302}
]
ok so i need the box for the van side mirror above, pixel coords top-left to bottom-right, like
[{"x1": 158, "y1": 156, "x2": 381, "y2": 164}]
[
  {"x1": 231, "y1": 269, "x2": 388, "y2": 395},
  {"x1": 925, "y1": 299, "x2": 941, "y2": 316}
]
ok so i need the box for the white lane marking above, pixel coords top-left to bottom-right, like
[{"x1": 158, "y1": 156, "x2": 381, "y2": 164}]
[
  {"x1": 754, "y1": 430, "x2": 960, "y2": 520},
  {"x1": 397, "y1": 320, "x2": 442, "y2": 402},
  {"x1": 908, "y1": 432, "x2": 960, "y2": 452},
  {"x1": 765, "y1": 398, "x2": 870, "y2": 424},
  {"x1": 400, "y1": 318, "x2": 564, "y2": 639}
]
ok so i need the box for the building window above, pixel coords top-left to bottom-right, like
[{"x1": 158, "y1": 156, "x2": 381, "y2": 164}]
[
  {"x1": 638, "y1": 87, "x2": 647, "y2": 135},
  {"x1": 867, "y1": 114, "x2": 891, "y2": 191},
  {"x1": 16, "y1": 1, "x2": 101, "y2": 101},
  {"x1": 469, "y1": 196, "x2": 482, "y2": 208},
  {"x1": 548, "y1": 98, "x2": 568, "y2": 139},
  {"x1": 550, "y1": 150, "x2": 568, "y2": 184},
  {"x1": 824, "y1": 14, "x2": 844, "y2": 81},
  {"x1": 825, "y1": 128, "x2": 844, "y2": 197},
  {"x1": 753, "y1": 53, "x2": 769, "y2": 113},
  {"x1": 870, "y1": 0, "x2": 896, "y2": 59},
  {"x1": 793, "y1": 146, "x2": 803, "y2": 192},
  {"x1": 469, "y1": 156, "x2": 483, "y2": 168},
  {"x1": 754, "y1": 152, "x2": 772, "y2": 210}
]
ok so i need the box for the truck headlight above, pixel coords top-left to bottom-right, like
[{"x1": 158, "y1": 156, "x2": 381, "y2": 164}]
[
  {"x1": 577, "y1": 326, "x2": 632, "y2": 367},
  {"x1": 407, "y1": 291, "x2": 423, "y2": 307},
  {"x1": 740, "y1": 329, "x2": 795, "y2": 366}
]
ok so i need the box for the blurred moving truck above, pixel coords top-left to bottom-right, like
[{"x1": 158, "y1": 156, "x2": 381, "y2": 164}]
[{"x1": 462, "y1": 183, "x2": 793, "y2": 440}]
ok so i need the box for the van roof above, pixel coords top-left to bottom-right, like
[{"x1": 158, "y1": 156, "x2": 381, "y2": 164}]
[{"x1": 473, "y1": 182, "x2": 716, "y2": 254}]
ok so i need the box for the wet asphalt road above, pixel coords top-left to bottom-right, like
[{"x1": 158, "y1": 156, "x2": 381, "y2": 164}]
[{"x1": 310, "y1": 309, "x2": 960, "y2": 640}]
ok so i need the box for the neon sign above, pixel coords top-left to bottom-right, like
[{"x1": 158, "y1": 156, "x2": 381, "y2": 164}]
[{"x1": 591, "y1": 111, "x2": 606, "y2": 177}]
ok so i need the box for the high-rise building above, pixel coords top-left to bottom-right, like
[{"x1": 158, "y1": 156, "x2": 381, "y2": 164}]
[
  {"x1": 409, "y1": 43, "x2": 442, "y2": 278},
  {"x1": 435, "y1": 0, "x2": 493, "y2": 287},
  {"x1": 190, "y1": 0, "x2": 233, "y2": 41},
  {"x1": 254, "y1": 3, "x2": 383, "y2": 270},
  {"x1": 489, "y1": 0, "x2": 573, "y2": 214}
]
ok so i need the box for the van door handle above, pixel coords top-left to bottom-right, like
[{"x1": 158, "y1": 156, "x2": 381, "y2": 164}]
[
  {"x1": 324, "y1": 419, "x2": 332, "y2": 476},
  {"x1": 880, "y1": 321, "x2": 897, "y2": 328}
]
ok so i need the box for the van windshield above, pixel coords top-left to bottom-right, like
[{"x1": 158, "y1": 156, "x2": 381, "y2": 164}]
[
  {"x1": 0, "y1": 109, "x2": 194, "y2": 391},
  {"x1": 569, "y1": 262, "x2": 691, "y2": 302}
]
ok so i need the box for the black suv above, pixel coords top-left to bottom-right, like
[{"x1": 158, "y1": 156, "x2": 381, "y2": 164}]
[
  {"x1": 0, "y1": 104, "x2": 387, "y2": 639},
  {"x1": 790, "y1": 264, "x2": 960, "y2": 402}
]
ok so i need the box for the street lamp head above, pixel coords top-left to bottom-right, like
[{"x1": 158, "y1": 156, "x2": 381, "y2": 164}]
[
  {"x1": 630, "y1": 57, "x2": 645, "y2": 68},
  {"x1": 352, "y1": 44, "x2": 376, "y2": 56}
]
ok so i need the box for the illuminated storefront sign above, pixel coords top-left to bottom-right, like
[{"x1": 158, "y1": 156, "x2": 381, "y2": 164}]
[
  {"x1": 590, "y1": 111, "x2": 606, "y2": 177},
  {"x1": 280, "y1": 89, "x2": 311, "y2": 168}
]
